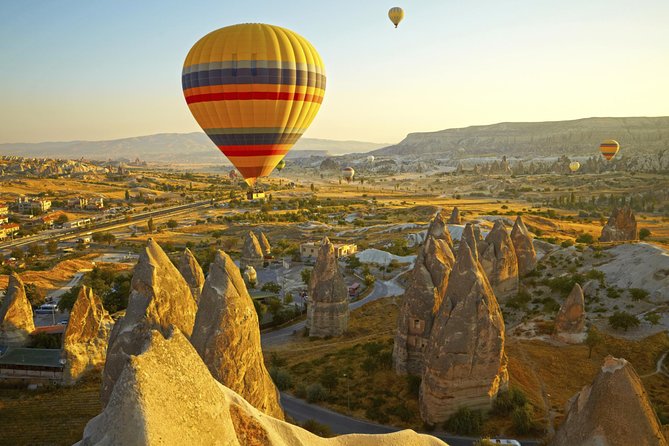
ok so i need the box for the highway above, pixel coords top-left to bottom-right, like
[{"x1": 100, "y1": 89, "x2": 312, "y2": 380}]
[{"x1": 0, "y1": 200, "x2": 213, "y2": 251}]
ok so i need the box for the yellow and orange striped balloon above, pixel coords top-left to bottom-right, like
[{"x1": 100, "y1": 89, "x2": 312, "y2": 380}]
[
  {"x1": 182, "y1": 24, "x2": 326, "y2": 186},
  {"x1": 599, "y1": 139, "x2": 620, "y2": 161}
]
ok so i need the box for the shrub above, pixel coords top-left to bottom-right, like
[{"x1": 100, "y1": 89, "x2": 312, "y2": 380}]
[
  {"x1": 561, "y1": 239, "x2": 574, "y2": 248},
  {"x1": 444, "y1": 407, "x2": 484, "y2": 435},
  {"x1": 575, "y1": 233, "x2": 595, "y2": 244},
  {"x1": 512, "y1": 403, "x2": 534, "y2": 434},
  {"x1": 306, "y1": 383, "x2": 328, "y2": 403},
  {"x1": 629, "y1": 288, "x2": 649, "y2": 301},
  {"x1": 507, "y1": 289, "x2": 532, "y2": 310},
  {"x1": 639, "y1": 228, "x2": 651, "y2": 240},
  {"x1": 606, "y1": 287, "x2": 621, "y2": 299},
  {"x1": 261, "y1": 281, "x2": 281, "y2": 293},
  {"x1": 269, "y1": 367, "x2": 292, "y2": 390},
  {"x1": 493, "y1": 388, "x2": 528, "y2": 416},
  {"x1": 300, "y1": 419, "x2": 333, "y2": 437},
  {"x1": 645, "y1": 312, "x2": 661, "y2": 325},
  {"x1": 609, "y1": 311, "x2": 640, "y2": 331}
]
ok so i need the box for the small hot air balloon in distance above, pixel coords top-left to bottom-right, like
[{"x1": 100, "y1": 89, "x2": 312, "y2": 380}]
[
  {"x1": 342, "y1": 167, "x2": 355, "y2": 183},
  {"x1": 276, "y1": 159, "x2": 286, "y2": 171},
  {"x1": 569, "y1": 161, "x2": 580, "y2": 173},
  {"x1": 182, "y1": 24, "x2": 326, "y2": 187},
  {"x1": 229, "y1": 169, "x2": 238, "y2": 180},
  {"x1": 366, "y1": 155, "x2": 375, "y2": 163},
  {"x1": 600, "y1": 139, "x2": 620, "y2": 161},
  {"x1": 388, "y1": 7, "x2": 404, "y2": 28}
]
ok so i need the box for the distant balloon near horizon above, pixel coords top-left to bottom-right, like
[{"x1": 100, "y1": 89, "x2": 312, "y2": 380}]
[
  {"x1": 182, "y1": 23, "x2": 326, "y2": 186},
  {"x1": 600, "y1": 139, "x2": 620, "y2": 161},
  {"x1": 569, "y1": 161, "x2": 580, "y2": 172},
  {"x1": 367, "y1": 155, "x2": 375, "y2": 163},
  {"x1": 342, "y1": 166, "x2": 355, "y2": 183},
  {"x1": 388, "y1": 7, "x2": 404, "y2": 28},
  {"x1": 276, "y1": 159, "x2": 286, "y2": 171}
]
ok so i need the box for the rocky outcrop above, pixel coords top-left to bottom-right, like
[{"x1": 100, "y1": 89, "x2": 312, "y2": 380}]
[
  {"x1": 479, "y1": 220, "x2": 519, "y2": 301},
  {"x1": 306, "y1": 237, "x2": 349, "y2": 338},
  {"x1": 258, "y1": 231, "x2": 271, "y2": 256},
  {"x1": 554, "y1": 283, "x2": 586, "y2": 343},
  {"x1": 448, "y1": 207, "x2": 461, "y2": 225},
  {"x1": 426, "y1": 211, "x2": 453, "y2": 247},
  {"x1": 177, "y1": 248, "x2": 205, "y2": 303},
  {"x1": 510, "y1": 216, "x2": 537, "y2": 275},
  {"x1": 241, "y1": 231, "x2": 264, "y2": 270},
  {"x1": 76, "y1": 330, "x2": 447, "y2": 446},
  {"x1": 0, "y1": 273, "x2": 34, "y2": 347},
  {"x1": 191, "y1": 250, "x2": 283, "y2": 419},
  {"x1": 63, "y1": 286, "x2": 113, "y2": 384},
  {"x1": 419, "y1": 241, "x2": 508, "y2": 424},
  {"x1": 551, "y1": 356, "x2": 668, "y2": 446},
  {"x1": 101, "y1": 239, "x2": 197, "y2": 406},
  {"x1": 460, "y1": 223, "x2": 480, "y2": 261},
  {"x1": 599, "y1": 206, "x2": 638, "y2": 242},
  {"x1": 393, "y1": 237, "x2": 455, "y2": 375}
]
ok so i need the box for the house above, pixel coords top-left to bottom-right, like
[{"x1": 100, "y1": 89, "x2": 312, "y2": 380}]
[
  {"x1": 15, "y1": 196, "x2": 51, "y2": 214},
  {"x1": 300, "y1": 240, "x2": 358, "y2": 261},
  {"x1": 246, "y1": 190, "x2": 266, "y2": 201},
  {"x1": 67, "y1": 197, "x2": 88, "y2": 209},
  {"x1": 0, "y1": 215, "x2": 8, "y2": 225},
  {"x1": 0, "y1": 348, "x2": 64, "y2": 384},
  {"x1": 41, "y1": 212, "x2": 65, "y2": 228},
  {"x1": 63, "y1": 218, "x2": 91, "y2": 229},
  {"x1": 0, "y1": 203, "x2": 8, "y2": 215},
  {"x1": 86, "y1": 197, "x2": 104, "y2": 210},
  {"x1": 0, "y1": 223, "x2": 20, "y2": 240}
]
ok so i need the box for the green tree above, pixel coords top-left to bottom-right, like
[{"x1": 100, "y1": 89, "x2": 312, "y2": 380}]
[
  {"x1": 512, "y1": 404, "x2": 534, "y2": 434},
  {"x1": 364, "y1": 273, "x2": 376, "y2": 287},
  {"x1": 10, "y1": 247, "x2": 24, "y2": 260},
  {"x1": 301, "y1": 268, "x2": 312, "y2": 286},
  {"x1": 639, "y1": 228, "x2": 651, "y2": 240},
  {"x1": 166, "y1": 219, "x2": 178, "y2": 229},
  {"x1": 57, "y1": 285, "x2": 81, "y2": 312},
  {"x1": 585, "y1": 326, "x2": 601, "y2": 358},
  {"x1": 147, "y1": 217, "x2": 155, "y2": 233},
  {"x1": 55, "y1": 214, "x2": 69, "y2": 225},
  {"x1": 27, "y1": 243, "x2": 45, "y2": 258},
  {"x1": 261, "y1": 282, "x2": 282, "y2": 293},
  {"x1": 444, "y1": 407, "x2": 484, "y2": 436},
  {"x1": 125, "y1": 189, "x2": 130, "y2": 201},
  {"x1": 24, "y1": 283, "x2": 46, "y2": 308},
  {"x1": 609, "y1": 311, "x2": 640, "y2": 331},
  {"x1": 46, "y1": 239, "x2": 58, "y2": 254}
]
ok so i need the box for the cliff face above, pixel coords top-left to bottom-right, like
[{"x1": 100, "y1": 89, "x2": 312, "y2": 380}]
[
  {"x1": 479, "y1": 220, "x2": 519, "y2": 301},
  {"x1": 599, "y1": 206, "x2": 638, "y2": 242},
  {"x1": 510, "y1": 216, "x2": 537, "y2": 275},
  {"x1": 177, "y1": 248, "x2": 205, "y2": 303},
  {"x1": 191, "y1": 250, "x2": 283, "y2": 419},
  {"x1": 0, "y1": 273, "x2": 34, "y2": 347}
]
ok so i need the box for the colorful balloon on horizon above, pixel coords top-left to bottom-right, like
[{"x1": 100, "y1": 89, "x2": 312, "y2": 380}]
[
  {"x1": 569, "y1": 161, "x2": 580, "y2": 172},
  {"x1": 342, "y1": 167, "x2": 355, "y2": 183},
  {"x1": 388, "y1": 7, "x2": 404, "y2": 28},
  {"x1": 599, "y1": 139, "x2": 620, "y2": 161},
  {"x1": 276, "y1": 159, "x2": 286, "y2": 171},
  {"x1": 182, "y1": 23, "x2": 326, "y2": 186}
]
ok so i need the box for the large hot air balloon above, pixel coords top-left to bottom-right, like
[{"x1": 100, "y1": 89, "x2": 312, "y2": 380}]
[
  {"x1": 599, "y1": 139, "x2": 620, "y2": 161},
  {"x1": 569, "y1": 161, "x2": 580, "y2": 172},
  {"x1": 182, "y1": 24, "x2": 326, "y2": 186},
  {"x1": 388, "y1": 7, "x2": 404, "y2": 28},
  {"x1": 276, "y1": 159, "x2": 286, "y2": 171},
  {"x1": 342, "y1": 167, "x2": 355, "y2": 183}
]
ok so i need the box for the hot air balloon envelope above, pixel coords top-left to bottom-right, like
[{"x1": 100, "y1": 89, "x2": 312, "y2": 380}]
[
  {"x1": 276, "y1": 159, "x2": 286, "y2": 171},
  {"x1": 600, "y1": 140, "x2": 620, "y2": 161},
  {"x1": 569, "y1": 161, "x2": 580, "y2": 172},
  {"x1": 342, "y1": 167, "x2": 355, "y2": 182},
  {"x1": 388, "y1": 7, "x2": 404, "y2": 28},
  {"x1": 367, "y1": 155, "x2": 375, "y2": 163},
  {"x1": 182, "y1": 23, "x2": 326, "y2": 186}
]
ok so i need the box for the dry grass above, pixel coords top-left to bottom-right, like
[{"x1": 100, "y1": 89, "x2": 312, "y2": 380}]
[
  {"x1": 0, "y1": 257, "x2": 97, "y2": 295},
  {"x1": 0, "y1": 375, "x2": 102, "y2": 446}
]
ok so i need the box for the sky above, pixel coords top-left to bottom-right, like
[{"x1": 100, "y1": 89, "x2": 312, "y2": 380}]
[{"x1": 1, "y1": 0, "x2": 668, "y2": 145}]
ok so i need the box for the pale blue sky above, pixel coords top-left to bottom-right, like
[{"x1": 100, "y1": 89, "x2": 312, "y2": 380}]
[{"x1": 1, "y1": 0, "x2": 668, "y2": 144}]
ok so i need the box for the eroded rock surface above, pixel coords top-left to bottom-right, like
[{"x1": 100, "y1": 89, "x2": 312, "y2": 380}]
[
  {"x1": 554, "y1": 283, "x2": 586, "y2": 343},
  {"x1": 599, "y1": 206, "x2": 638, "y2": 242},
  {"x1": 0, "y1": 273, "x2": 34, "y2": 347},
  {"x1": 551, "y1": 356, "x2": 667, "y2": 446},
  {"x1": 479, "y1": 220, "x2": 519, "y2": 301},
  {"x1": 63, "y1": 286, "x2": 113, "y2": 384},
  {"x1": 419, "y1": 242, "x2": 508, "y2": 424},
  {"x1": 258, "y1": 231, "x2": 271, "y2": 256},
  {"x1": 191, "y1": 250, "x2": 283, "y2": 419},
  {"x1": 177, "y1": 248, "x2": 205, "y2": 303},
  {"x1": 241, "y1": 231, "x2": 264, "y2": 270},
  {"x1": 510, "y1": 216, "x2": 537, "y2": 275},
  {"x1": 448, "y1": 207, "x2": 461, "y2": 225},
  {"x1": 306, "y1": 237, "x2": 349, "y2": 338},
  {"x1": 100, "y1": 239, "x2": 197, "y2": 406}
]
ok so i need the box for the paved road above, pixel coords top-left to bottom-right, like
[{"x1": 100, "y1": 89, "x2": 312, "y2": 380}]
[
  {"x1": 282, "y1": 393, "x2": 539, "y2": 446},
  {"x1": 261, "y1": 265, "x2": 409, "y2": 347}
]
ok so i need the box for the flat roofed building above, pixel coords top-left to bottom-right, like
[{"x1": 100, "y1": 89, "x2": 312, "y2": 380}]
[
  {"x1": 300, "y1": 240, "x2": 358, "y2": 261},
  {"x1": 0, "y1": 348, "x2": 64, "y2": 383}
]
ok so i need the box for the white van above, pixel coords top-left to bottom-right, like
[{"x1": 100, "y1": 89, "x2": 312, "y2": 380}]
[
  {"x1": 35, "y1": 303, "x2": 57, "y2": 314},
  {"x1": 489, "y1": 440, "x2": 522, "y2": 446}
]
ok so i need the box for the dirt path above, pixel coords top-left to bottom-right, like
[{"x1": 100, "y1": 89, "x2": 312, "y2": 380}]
[{"x1": 641, "y1": 349, "x2": 669, "y2": 378}]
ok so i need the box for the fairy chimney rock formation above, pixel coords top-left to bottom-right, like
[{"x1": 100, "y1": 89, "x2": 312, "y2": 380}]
[
  {"x1": 510, "y1": 216, "x2": 537, "y2": 275},
  {"x1": 258, "y1": 231, "x2": 272, "y2": 256},
  {"x1": 554, "y1": 283, "x2": 586, "y2": 343},
  {"x1": 426, "y1": 211, "x2": 453, "y2": 247},
  {"x1": 100, "y1": 239, "x2": 197, "y2": 406},
  {"x1": 393, "y1": 236, "x2": 455, "y2": 375},
  {"x1": 306, "y1": 237, "x2": 349, "y2": 338},
  {"x1": 448, "y1": 207, "x2": 461, "y2": 225},
  {"x1": 419, "y1": 241, "x2": 508, "y2": 424},
  {"x1": 178, "y1": 248, "x2": 205, "y2": 303},
  {"x1": 191, "y1": 250, "x2": 283, "y2": 419},
  {"x1": 551, "y1": 356, "x2": 668, "y2": 446},
  {"x1": 241, "y1": 231, "x2": 264, "y2": 270},
  {"x1": 76, "y1": 330, "x2": 448, "y2": 446},
  {"x1": 63, "y1": 286, "x2": 114, "y2": 384},
  {"x1": 479, "y1": 220, "x2": 519, "y2": 301},
  {"x1": 599, "y1": 206, "x2": 638, "y2": 242},
  {"x1": 0, "y1": 273, "x2": 34, "y2": 347},
  {"x1": 460, "y1": 223, "x2": 480, "y2": 262}
]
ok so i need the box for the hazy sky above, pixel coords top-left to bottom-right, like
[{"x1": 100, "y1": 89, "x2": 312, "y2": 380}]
[{"x1": 1, "y1": 0, "x2": 668, "y2": 144}]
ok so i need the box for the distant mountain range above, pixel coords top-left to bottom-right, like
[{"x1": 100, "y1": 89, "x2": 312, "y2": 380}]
[
  {"x1": 0, "y1": 133, "x2": 389, "y2": 164},
  {"x1": 371, "y1": 117, "x2": 669, "y2": 160}
]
